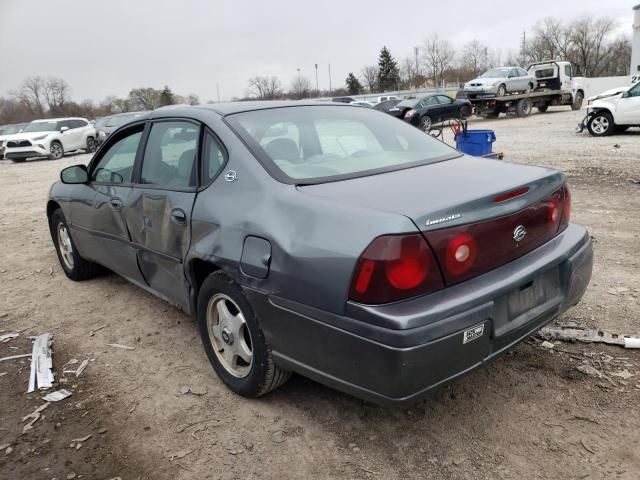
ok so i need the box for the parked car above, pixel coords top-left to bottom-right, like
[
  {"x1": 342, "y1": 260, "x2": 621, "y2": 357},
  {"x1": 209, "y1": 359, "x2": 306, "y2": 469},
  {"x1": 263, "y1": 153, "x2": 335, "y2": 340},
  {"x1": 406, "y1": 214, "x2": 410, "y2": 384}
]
[
  {"x1": 0, "y1": 122, "x2": 29, "y2": 159},
  {"x1": 4, "y1": 118, "x2": 96, "y2": 162},
  {"x1": 97, "y1": 111, "x2": 147, "y2": 145},
  {"x1": 350, "y1": 101, "x2": 374, "y2": 108},
  {"x1": 377, "y1": 95, "x2": 399, "y2": 103},
  {"x1": 389, "y1": 94, "x2": 473, "y2": 130},
  {"x1": 48, "y1": 102, "x2": 592, "y2": 406},
  {"x1": 464, "y1": 67, "x2": 537, "y2": 98},
  {"x1": 373, "y1": 99, "x2": 401, "y2": 113},
  {"x1": 331, "y1": 96, "x2": 355, "y2": 103},
  {"x1": 580, "y1": 81, "x2": 640, "y2": 136}
]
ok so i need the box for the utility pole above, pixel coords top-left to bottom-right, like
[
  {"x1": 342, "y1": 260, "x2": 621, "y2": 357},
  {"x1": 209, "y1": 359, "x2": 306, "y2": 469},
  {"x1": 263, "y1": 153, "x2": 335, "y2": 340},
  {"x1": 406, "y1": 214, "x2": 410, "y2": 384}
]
[
  {"x1": 521, "y1": 30, "x2": 526, "y2": 67},
  {"x1": 216, "y1": 83, "x2": 220, "y2": 103},
  {"x1": 414, "y1": 46, "x2": 419, "y2": 87},
  {"x1": 314, "y1": 63, "x2": 319, "y2": 96},
  {"x1": 328, "y1": 64, "x2": 332, "y2": 96}
]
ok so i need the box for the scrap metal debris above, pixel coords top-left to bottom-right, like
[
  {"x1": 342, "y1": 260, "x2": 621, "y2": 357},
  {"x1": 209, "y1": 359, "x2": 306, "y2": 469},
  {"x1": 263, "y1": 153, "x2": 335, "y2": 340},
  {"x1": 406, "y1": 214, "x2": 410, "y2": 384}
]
[
  {"x1": 28, "y1": 334, "x2": 54, "y2": 392},
  {"x1": 539, "y1": 325, "x2": 640, "y2": 349},
  {"x1": 105, "y1": 343, "x2": 135, "y2": 350},
  {"x1": 42, "y1": 389, "x2": 73, "y2": 402},
  {"x1": 22, "y1": 403, "x2": 48, "y2": 433},
  {"x1": 64, "y1": 359, "x2": 89, "y2": 377},
  {"x1": 71, "y1": 434, "x2": 92, "y2": 443},
  {"x1": 0, "y1": 353, "x2": 31, "y2": 362},
  {"x1": 0, "y1": 333, "x2": 19, "y2": 343},
  {"x1": 89, "y1": 324, "x2": 108, "y2": 336}
]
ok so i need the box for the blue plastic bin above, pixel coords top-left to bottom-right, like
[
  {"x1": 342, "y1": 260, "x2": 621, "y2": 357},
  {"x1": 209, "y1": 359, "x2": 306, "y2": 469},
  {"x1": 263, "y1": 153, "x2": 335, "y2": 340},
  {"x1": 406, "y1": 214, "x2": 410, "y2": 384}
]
[{"x1": 455, "y1": 129, "x2": 496, "y2": 156}]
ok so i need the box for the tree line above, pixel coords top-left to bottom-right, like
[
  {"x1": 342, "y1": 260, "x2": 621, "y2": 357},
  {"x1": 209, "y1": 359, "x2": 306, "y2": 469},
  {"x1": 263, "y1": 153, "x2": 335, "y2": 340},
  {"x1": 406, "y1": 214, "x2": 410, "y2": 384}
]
[
  {"x1": 246, "y1": 14, "x2": 632, "y2": 99},
  {"x1": 0, "y1": 80, "x2": 200, "y2": 125}
]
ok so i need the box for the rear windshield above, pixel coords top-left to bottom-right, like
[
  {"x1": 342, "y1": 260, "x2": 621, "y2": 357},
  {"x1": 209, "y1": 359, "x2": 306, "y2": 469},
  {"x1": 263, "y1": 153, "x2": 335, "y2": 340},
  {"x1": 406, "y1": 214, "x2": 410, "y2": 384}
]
[
  {"x1": 227, "y1": 105, "x2": 459, "y2": 184},
  {"x1": 532, "y1": 66, "x2": 556, "y2": 78}
]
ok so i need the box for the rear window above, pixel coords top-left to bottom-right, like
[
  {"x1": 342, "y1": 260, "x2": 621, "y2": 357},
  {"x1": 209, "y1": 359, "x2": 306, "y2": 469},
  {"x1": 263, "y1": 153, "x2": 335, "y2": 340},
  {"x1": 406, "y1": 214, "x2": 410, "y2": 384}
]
[{"x1": 227, "y1": 106, "x2": 459, "y2": 184}]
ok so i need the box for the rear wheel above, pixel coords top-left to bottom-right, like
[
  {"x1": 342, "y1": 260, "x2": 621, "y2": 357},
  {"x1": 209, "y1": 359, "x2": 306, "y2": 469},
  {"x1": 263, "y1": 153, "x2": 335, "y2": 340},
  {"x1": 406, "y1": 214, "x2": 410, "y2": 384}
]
[
  {"x1": 86, "y1": 137, "x2": 96, "y2": 153},
  {"x1": 496, "y1": 84, "x2": 507, "y2": 97},
  {"x1": 459, "y1": 104, "x2": 472, "y2": 119},
  {"x1": 49, "y1": 141, "x2": 64, "y2": 160},
  {"x1": 571, "y1": 91, "x2": 584, "y2": 111},
  {"x1": 419, "y1": 115, "x2": 432, "y2": 131},
  {"x1": 515, "y1": 98, "x2": 532, "y2": 117},
  {"x1": 49, "y1": 209, "x2": 102, "y2": 280},
  {"x1": 197, "y1": 271, "x2": 290, "y2": 397},
  {"x1": 587, "y1": 111, "x2": 614, "y2": 136},
  {"x1": 526, "y1": 83, "x2": 534, "y2": 93}
]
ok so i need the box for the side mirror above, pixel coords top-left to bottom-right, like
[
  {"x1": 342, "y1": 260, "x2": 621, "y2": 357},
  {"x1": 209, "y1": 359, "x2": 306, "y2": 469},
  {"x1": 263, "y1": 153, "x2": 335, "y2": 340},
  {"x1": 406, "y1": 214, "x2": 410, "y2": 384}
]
[
  {"x1": 60, "y1": 165, "x2": 89, "y2": 184},
  {"x1": 60, "y1": 126, "x2": 69, "y2": 133}
]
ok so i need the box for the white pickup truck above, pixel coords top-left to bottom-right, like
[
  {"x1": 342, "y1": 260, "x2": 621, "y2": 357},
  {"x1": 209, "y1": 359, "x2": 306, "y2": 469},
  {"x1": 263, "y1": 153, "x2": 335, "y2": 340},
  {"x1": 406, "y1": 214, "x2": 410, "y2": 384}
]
[{"x1": 578, "y1": 81, "x2": 640, "y2": 136}]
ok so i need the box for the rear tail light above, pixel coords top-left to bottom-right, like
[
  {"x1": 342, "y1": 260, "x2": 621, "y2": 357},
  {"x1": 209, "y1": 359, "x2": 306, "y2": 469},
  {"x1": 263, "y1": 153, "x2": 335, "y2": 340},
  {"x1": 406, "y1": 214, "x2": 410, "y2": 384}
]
[
  {"x1": 349, "y1": 234, "x2": 444, "y2": 304},
  {"x1": 404, "y1": 109, "x2": 416, "y2": 119}
]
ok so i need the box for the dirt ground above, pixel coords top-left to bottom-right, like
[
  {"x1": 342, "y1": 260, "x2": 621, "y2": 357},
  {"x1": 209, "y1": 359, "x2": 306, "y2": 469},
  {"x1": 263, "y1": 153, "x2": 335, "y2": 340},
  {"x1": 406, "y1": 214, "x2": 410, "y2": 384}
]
[{"x1": 1, "y1": 108, "x2": 639, "y2": 480}]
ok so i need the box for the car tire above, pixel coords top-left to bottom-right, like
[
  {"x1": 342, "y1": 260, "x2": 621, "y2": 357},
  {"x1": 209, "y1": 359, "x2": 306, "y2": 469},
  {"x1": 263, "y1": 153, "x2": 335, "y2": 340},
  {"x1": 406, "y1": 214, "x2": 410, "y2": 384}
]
[
  {"x1": 86, "y1": 137, "x2": 97, "y2": 153},
  {"x1": 571, "y1": 92, "x2": 584, "y2": 111},
  {"x1": 49, "y1": 141, "x2": 64, "y2": 160},
  {"x1": 459, "y1": 105, "x2": 472, "y2": 119},
  {"x1": 496, "y1": 84, "x2": 507, "y2": 97},
  {"x1": 49, "y1": 209, "x2": 102, "y2": 281},
  {"x1": 419, "y1": 115, "x2": 432, "y2": 131},
  {"x1": 587, "y1": 111, "x2": 614, "y2": 137},
  {"x1": 197, "y1": 271, "x2": 291, "y2": 398},
  {"x1": 515, "y1": 98, "x2": 532, "y2": 117},
  {"x1": 537, "y1": 104, "x2": 549, "y2": 113}
]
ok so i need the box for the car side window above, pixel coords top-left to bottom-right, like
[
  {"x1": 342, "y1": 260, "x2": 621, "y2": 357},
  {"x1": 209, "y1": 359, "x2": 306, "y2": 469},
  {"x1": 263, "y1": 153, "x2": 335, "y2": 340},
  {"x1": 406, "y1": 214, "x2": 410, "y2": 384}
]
[
  {"x1": 628, "y1": 82, "x2": 640, "y2": 97},
  {"x1": 508, "y1": 68, "x2": 518, "y2": 78},
  {"x1": 518, "y1": 68, "x2": 528, "y2": 76},
  {"x1": 436, "y1": 95, "x2": 453, "y2": 104},
  {"x1": 141, "y1": 121, "x2": 199, "y2": 188},
  {"x1": 564, "y1": 65, "x2": 572, "y2": 77},
  {"x1": 202, "y1": 132, "x2": 227, "y2": 183},
  {"x1": 421, "y1": 97, "x2": 438, "y2": 108},
  {"x1": 59, "y1": 120, "x2": 71, "y2": 130},
  {"x1": 91, "y1": 127, "x2": 143, "y2": 184}
]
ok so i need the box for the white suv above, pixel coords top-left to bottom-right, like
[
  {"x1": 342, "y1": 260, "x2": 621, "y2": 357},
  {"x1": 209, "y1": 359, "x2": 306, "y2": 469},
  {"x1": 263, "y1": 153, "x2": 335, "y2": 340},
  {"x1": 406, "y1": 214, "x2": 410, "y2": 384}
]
[{"x1": 4, "y1": 117, "x2": 96, "y2": 162}]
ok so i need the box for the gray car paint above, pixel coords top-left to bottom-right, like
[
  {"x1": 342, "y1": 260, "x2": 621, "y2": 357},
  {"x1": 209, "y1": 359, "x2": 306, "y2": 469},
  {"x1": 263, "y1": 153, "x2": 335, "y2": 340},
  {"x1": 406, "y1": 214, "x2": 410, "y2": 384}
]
[{"x1": 47, "y1": 102, "x2": 592, "y2": 404}]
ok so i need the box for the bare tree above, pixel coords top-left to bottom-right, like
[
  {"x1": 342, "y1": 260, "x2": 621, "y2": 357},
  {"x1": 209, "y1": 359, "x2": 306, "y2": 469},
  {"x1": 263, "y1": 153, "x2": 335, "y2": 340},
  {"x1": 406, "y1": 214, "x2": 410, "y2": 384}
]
[
  {"x1": 128, "y1": 87, "x2": 161, "y2": 110},
  {"x1": 247, "y1": 76, "x2": 283, "y2": 100},
  {"x1": 400, "y1": 57, "x2": 416, "y2": 88},
  {"x1": 570, "y1": 16, "x2": 615, "y2": 76},
  {"x1": 527, "y1": 17, "x2": 572, "y2": 63},
  {"x1": 187, "y1": 93, "x2": 200, "y2": 105},
  {"x1": 289, "y1": 75, "x2": 312, "y2": 100},
  {"x1": 422, "y1": 34, "x2": 455, "y2": 87},
  {"x1": 459, "y1": 40, "x2": 489, "y2": 77},
  {"x1": 360, "y1": 65, "x2": 378, "y2": 93},
  {"x1": 14, "y1": 76, "x2": 47, "y2": 117},
  {"x1": 44, "y1": 77, "x2": 71, "y2": 115}
]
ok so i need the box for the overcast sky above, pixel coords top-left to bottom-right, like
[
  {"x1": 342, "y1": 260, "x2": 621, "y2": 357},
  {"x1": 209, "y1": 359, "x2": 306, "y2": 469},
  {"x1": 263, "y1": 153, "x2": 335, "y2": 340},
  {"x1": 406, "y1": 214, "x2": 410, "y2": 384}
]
[{"x1": 0, "y1": 0, "x2": 634, "y2": 103}]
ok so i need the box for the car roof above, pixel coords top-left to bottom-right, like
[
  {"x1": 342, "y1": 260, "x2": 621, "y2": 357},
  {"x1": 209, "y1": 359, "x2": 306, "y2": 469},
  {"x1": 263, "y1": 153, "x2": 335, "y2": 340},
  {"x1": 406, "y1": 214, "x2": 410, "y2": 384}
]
[{"x1": 148, "y1": 101, "x2": 353, "y2": 118}]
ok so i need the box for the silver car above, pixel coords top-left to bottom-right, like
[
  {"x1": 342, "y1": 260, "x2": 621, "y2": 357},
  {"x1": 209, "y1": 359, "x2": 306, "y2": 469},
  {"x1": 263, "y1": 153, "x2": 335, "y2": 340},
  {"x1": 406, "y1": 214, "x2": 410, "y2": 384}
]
[{"x1": 464, "y1": 67, "x2": 538, "y2": 97}]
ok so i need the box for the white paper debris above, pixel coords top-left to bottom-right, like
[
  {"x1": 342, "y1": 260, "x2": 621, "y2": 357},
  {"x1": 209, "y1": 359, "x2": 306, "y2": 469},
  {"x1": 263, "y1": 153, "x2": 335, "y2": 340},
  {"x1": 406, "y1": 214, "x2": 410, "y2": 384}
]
[
  {"x1": 22, "y1": 403, "x2": 48, "y2": 433},
  {"x1": 105, "y1": 343, "x2": 135, "y2": 350},
  {"x1": 63, "y1": 359, "x2": 89, "y2": 377},
  {"x1": 71, "y1": 434, "x2": 91, "y2": 443},
  {"x1": 28, "y1": 334, "x2": 54, "y2": 393},
  {"x1": 0, "y1": 353, "x2": 31, "y2": 362},
  {"x1": 0, "y1": 333, "x2": 19, "y2": 343},
  {"x1": 42, "y1": 389, "x2": 73, "y2": 402}
]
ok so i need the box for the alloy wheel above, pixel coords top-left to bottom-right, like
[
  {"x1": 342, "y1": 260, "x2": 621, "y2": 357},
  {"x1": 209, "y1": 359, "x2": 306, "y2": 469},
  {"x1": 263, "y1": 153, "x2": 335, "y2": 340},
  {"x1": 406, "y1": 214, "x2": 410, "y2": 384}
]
[
  {"x1": 206, "y1": 294, "x2": 253, "y2": 378},
  {"x1": 590, "y1": 116, "x2": 609, "y2": 135},
  {"x1": 56, "y1": 223, "x2": 74, "y2": 269},
  {"x1": 50, "y1": 143, "x2": 63, "y2": 159},
  {"x1": 420, "y1": 116, "x2": 432, "y2": 131}
]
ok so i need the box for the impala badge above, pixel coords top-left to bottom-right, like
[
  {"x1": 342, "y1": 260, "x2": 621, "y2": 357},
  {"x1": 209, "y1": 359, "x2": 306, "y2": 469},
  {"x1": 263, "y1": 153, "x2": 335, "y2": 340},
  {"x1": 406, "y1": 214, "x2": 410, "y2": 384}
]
[{"x1": 513, "y1": 225, "x2": 527, "y2": 243}]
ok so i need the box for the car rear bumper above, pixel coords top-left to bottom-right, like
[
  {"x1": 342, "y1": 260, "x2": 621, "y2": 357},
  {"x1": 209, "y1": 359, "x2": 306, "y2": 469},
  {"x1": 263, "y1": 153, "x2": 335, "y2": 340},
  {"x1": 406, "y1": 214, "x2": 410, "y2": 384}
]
[{"x1": 246, "y1": 224, "x2": 593, "y2": 406}]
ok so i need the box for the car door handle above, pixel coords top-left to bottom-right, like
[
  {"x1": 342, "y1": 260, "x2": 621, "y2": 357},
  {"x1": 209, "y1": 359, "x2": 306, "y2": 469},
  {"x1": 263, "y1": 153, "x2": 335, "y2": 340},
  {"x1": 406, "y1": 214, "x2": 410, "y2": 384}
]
[
  {"x1": 109, "y1": 197, "x2": 123, "y2": 210},
  {"x1": 170, "y1": 208, "x2": 187, "y2": 224}
]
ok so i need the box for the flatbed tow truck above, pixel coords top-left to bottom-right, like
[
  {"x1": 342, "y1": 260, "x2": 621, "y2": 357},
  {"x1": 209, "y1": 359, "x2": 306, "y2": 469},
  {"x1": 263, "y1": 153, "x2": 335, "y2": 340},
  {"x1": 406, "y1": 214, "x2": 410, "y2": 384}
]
[{"x1": 459, "y1": 61, "x2": 585, "y2": 118}]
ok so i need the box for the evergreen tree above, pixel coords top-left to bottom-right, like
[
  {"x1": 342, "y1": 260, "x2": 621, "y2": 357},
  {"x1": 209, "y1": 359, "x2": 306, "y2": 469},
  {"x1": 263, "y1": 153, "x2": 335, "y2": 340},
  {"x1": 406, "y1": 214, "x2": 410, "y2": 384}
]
[
  {"x1": 159, "y1": 85, "x2": 175, "y2": 106},
  {"x1": 345, "y1": 73, "x2": 363, "y2": 95},
  {"x1": 377, "y1": 46, "x2": 400, "y2": 92}
]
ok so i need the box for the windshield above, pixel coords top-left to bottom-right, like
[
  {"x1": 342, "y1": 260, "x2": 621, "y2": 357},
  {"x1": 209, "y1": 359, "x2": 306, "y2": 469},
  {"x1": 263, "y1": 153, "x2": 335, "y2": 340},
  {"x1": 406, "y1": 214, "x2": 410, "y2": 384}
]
[
  {"x1": 22, "y1": 121, "x2": 59, "y2": 132},
  {"x1": 1, "y1": 124, "x2": 24, "y2": 135},
  {"x1": 480, "y1": 68, "x2": 509, "y2": 78},
  {"x1": 227, "y1": 105, "x2": 459, "y2": 184},
  {"x1": 94, "y1": 117, "x2": 109, "y2": 128},
  {"x1": 106, "y1": 113, "x2": 139, "y2": 127}
]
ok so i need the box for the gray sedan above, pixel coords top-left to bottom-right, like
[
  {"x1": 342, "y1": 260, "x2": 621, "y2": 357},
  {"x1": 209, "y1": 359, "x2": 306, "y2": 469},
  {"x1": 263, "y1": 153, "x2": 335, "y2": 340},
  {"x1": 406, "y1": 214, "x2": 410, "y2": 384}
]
[
  {"x1": 464, "y1": 67, "x2": 538, "y2": 97},
  {"x1": 47, "y1": 102, "x2": 592, "y2": 406}
]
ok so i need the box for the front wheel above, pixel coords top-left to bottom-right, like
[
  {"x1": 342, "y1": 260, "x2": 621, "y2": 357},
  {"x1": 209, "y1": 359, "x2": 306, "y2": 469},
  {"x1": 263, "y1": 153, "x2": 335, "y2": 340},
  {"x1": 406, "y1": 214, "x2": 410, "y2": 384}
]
[
  {"x1": 587, "y1": 111, "x2": 614, "y2": 136},
  {"x1": 571, "y1": 92, "x2": 584, "y2": 110},
  {"x1": 49, "y1": 209, "x2": 102, "y2": 280},
  {"x1": 197, "y1": 271, "x2": 290, "y2": 398},
  {"x1": 49, "y1": 141, "x2": 64, "y2": 160}
]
